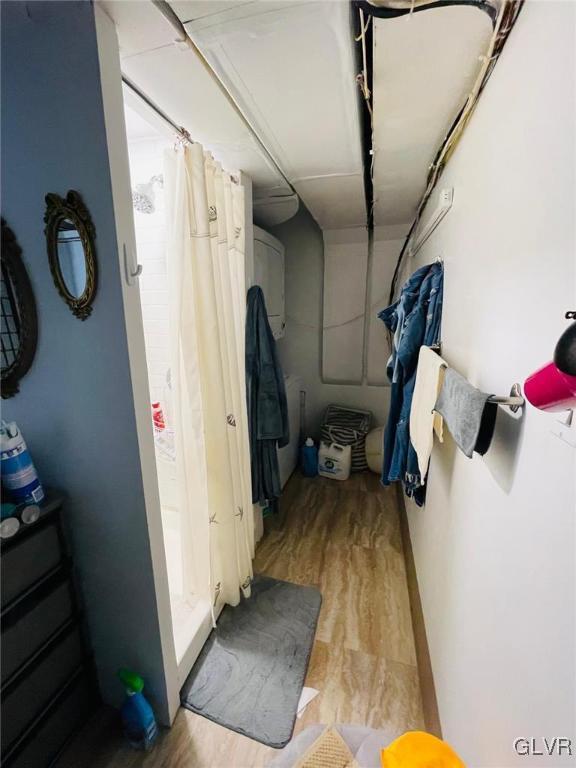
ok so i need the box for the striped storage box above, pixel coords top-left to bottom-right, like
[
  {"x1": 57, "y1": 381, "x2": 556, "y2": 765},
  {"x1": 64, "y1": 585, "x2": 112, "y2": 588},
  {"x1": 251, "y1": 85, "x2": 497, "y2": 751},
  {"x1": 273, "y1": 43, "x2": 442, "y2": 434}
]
[{"x1": 320, "y1": 405, "x2": 372, "y2": 473}]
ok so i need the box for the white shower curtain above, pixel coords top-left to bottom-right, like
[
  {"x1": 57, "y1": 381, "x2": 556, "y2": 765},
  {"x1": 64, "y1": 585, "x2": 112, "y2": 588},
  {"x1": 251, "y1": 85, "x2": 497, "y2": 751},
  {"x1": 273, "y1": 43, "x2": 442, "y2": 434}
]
[{"x1": 164, "y1": 142, "x2": 254, "y2": 612}]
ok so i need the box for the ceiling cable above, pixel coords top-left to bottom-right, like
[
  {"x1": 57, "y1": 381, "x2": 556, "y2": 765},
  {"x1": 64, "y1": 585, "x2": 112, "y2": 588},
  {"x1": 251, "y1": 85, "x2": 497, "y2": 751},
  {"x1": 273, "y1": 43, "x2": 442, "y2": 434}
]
[
  {"x1": 355, "y1": 7, "x2": 375, "y2": 224},
  {"x1": 356, "y1": 8, "x2": 373, "y2": 111},
  {"x1": 360, "y1": 0, "x2": 498, "y2": 23}
]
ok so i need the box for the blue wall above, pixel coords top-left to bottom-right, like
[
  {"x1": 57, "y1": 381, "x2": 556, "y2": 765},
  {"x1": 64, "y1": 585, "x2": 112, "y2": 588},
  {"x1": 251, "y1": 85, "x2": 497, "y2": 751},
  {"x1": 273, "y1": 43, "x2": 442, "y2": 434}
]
[{"x1": 1, "y1": 1, "x2": 170, "y2": 719}]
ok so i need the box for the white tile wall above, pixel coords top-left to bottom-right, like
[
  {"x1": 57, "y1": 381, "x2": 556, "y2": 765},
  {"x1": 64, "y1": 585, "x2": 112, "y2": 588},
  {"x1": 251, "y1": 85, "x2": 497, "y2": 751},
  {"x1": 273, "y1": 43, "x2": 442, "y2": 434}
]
[
  {"x1": 128, "y1": 137, "x2": 188, "y2": 604},
  {"x1": 127, "y1": 137, "x2": 171, "y2": 407}
]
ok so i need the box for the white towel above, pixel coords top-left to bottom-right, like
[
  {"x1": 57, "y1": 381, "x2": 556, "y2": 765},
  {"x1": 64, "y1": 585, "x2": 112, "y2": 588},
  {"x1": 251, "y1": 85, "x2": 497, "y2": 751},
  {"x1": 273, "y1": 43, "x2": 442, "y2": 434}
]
[{"x1": 410, "y1": 346, "x2": 447, "y2": 482}]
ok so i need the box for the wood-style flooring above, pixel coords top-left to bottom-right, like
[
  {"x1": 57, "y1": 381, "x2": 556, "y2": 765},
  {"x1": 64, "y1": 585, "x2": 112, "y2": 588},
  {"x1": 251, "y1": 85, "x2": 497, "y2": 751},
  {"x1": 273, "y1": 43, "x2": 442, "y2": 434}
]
[{"x1": 58, "y1": 472, "x2": 424, "y2": 768}]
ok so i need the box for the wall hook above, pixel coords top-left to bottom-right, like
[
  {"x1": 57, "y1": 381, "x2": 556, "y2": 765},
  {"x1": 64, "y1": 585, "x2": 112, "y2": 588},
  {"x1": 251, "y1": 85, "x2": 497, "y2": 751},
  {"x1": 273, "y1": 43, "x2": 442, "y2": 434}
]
[{"x1": 123, "y1": 243, "x2": 142, "y2": 286}]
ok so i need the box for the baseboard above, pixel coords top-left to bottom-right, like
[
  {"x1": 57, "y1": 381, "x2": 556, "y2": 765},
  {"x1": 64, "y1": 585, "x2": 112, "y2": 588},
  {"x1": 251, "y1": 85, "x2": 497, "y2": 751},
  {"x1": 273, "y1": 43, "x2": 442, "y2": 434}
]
[{"x1": 396, "y1": 486, "x2": 443, "y2": 738}]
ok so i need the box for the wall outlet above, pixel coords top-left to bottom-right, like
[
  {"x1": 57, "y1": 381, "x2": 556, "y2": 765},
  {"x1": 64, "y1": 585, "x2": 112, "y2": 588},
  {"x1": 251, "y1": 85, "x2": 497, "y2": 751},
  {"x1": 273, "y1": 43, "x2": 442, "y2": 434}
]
[{"x1": 439, "y1": 188, "x2": 454, "y2": 208}]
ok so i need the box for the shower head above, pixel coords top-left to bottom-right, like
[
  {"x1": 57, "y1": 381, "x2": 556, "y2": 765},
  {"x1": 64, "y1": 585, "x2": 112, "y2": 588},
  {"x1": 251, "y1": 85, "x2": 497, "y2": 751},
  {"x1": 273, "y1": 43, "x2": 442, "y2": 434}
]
[
  {"x1": 132, "y1": 174, "x2": 163, "y2": 214},
  {"x1": 132, "y1": 186, "x2": 154, "y2": 214}
]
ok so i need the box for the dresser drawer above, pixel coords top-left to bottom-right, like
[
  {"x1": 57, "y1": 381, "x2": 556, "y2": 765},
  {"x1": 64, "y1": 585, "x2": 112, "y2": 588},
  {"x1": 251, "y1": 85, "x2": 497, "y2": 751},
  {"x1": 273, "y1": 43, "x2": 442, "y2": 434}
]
[
  {"x1": 1, "y1": 623, "x2": 85, "y2": 754},
  {"x1": 1, "y1": 518, "x2": 63, "y2": 610},
  {"x1": 1, "y1": 575, "x2": 75, "y2": 684},
  {"x1": 5, "y1": 670, "x2": 97, "y2": 768}
]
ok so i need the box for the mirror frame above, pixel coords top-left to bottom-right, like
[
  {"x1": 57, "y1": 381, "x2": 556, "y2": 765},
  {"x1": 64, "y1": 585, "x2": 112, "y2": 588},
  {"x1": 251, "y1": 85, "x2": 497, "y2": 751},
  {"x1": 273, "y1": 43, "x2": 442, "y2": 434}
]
[
  {"x1": 44, "y1": 190, "x2": 97, "y2": 320},
  {"x1": 1, "y1": 219, "x2": 39, "y2": 398}
]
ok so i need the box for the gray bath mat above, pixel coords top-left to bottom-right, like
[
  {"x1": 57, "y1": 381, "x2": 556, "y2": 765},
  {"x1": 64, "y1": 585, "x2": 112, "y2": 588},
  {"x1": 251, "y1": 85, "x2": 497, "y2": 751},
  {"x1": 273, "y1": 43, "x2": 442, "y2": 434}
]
[{"x1": 181, "y1": 575, "x2": 322, "y2": 748}]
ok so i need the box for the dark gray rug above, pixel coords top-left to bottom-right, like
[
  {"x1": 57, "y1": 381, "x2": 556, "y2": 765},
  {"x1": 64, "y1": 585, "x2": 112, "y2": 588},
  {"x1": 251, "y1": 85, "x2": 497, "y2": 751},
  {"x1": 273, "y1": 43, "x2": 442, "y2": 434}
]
[{"x1": 181, "y1": 575, "x2": 322, "y2": 748}]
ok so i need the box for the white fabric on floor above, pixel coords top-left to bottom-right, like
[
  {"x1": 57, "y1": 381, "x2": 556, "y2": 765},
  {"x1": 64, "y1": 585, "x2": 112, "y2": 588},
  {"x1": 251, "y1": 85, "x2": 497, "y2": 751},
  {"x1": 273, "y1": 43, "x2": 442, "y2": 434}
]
[
  {"x1": 410, "y1": 345, "x2": 447, "y2": 482},
  {"x1": 164, "y1": 144, "x2": 254, "y2": 610},
  {"x1": 297, "y1": 687, "x2": 319, "y2": 718}
]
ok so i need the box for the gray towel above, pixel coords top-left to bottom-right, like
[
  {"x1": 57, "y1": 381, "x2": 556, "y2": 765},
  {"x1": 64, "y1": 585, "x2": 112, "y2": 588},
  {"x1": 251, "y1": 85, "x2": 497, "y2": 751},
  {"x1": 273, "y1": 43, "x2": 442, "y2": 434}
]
[{"x1": 434, "y1": 368, "x2": 496, "y2": 458}]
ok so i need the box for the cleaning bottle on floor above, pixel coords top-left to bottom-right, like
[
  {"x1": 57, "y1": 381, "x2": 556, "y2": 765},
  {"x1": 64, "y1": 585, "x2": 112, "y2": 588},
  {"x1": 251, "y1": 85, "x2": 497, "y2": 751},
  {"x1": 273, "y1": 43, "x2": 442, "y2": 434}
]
[
  {"x1": 301, "y1": 437, "x2": 318, "y2": 477},
  {"x1": 118, "y1": 668, "x2": 158, "y2": 751}
]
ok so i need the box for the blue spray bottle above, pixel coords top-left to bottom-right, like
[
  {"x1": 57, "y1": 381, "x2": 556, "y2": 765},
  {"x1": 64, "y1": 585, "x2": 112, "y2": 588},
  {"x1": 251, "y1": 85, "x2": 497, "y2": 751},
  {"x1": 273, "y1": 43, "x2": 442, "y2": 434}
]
[
  {"x1": 118, "y1": 668, "x2": 158, "y2": 750},
  {"x1": 301, "y1": 437, "x2": 318, "y2": 477}
]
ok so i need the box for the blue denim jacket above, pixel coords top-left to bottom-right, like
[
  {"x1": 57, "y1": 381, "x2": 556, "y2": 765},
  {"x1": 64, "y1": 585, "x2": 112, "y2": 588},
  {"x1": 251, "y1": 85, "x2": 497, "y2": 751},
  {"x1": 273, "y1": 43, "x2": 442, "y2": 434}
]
[{"x1": 379, "y1": 262, "x2": 443, "y2": 506}]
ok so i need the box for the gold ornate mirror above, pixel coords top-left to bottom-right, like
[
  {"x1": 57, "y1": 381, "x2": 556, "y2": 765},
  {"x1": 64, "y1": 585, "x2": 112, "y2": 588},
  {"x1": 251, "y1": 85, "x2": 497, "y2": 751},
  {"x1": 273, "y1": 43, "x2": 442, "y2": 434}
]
[{"x1": 44, "y1": 191, "x2": 97, "y2": 320}]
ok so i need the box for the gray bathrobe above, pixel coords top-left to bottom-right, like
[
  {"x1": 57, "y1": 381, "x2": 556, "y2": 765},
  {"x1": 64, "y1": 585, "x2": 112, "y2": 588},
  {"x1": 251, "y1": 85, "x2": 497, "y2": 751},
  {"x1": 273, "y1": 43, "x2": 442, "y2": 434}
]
[{"x1": 245, "y1": 286, "x2": 289, "y2": 505}]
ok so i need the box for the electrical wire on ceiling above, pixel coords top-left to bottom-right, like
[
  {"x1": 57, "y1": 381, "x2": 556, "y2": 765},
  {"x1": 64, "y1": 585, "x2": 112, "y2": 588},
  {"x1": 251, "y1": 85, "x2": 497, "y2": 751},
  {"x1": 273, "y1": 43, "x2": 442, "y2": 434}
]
[
  {"x1": 353, "y1": 5, "x2": 375, "y2": 229},
  {"x1": 353, "y1": 0, "x2": 524, "y2": 301},
  {"x1": 355, "y1": 7, "x2": 375, "y2": 225},
  {"x1": 356, "y1": 10, "x2": 373, "y2": 117},
  {"x1": 360, "y1": 0, "x2": 499, "y2": 23}
]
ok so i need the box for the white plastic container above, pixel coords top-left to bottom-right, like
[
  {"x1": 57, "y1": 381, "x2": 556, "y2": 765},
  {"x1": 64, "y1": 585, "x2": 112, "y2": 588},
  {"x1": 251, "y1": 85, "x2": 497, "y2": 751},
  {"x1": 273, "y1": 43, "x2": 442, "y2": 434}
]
[{"x1": 318, "y1": 441, "x2": 351, "y2": 481}]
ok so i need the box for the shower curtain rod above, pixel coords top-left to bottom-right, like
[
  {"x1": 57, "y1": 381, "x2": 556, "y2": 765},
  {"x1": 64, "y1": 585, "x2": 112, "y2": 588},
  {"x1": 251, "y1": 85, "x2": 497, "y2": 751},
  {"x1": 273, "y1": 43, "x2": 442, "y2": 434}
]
[
  {"x1": 122, "y1": 74, "x2": 193, "y2": 143},
  {"x1": 149, "y1": 0, "x2": 295, "y2": 196}
]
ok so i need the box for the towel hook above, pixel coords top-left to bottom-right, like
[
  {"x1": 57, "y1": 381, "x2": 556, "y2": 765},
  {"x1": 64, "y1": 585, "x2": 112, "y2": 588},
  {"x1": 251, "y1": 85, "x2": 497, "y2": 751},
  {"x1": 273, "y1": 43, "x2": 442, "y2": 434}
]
[
  {"x1": 123, "y1": 243, "x2": 142, "y2": 286},
  {"x1": 488, "y1": 383, "x2": 524, "y2": 413}
]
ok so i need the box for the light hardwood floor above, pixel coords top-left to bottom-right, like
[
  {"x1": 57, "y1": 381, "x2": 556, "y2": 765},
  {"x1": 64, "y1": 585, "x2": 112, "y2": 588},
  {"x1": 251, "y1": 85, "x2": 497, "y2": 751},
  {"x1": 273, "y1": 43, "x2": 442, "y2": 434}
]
[{"x1": 58, "y1": 472, "x2": 424, "y2": 768}]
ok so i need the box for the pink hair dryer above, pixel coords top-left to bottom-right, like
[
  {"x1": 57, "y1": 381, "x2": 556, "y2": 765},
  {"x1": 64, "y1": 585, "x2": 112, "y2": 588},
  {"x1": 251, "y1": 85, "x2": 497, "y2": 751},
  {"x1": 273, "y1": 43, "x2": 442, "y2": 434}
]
[
  {"x1": 524, "y1": 313, "x2": 576, "y2": 412},
  {"x1": 524, "y1": 362, "x2": 576, "y2": 412}
]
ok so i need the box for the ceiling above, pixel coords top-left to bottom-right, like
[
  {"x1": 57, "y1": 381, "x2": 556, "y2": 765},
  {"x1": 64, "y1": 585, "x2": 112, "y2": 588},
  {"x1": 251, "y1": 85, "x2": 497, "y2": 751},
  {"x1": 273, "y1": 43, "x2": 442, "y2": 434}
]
[
  {"x1": 371, "y1": 5, "x2": 493, "y2": 226},
  {"x1": 104, "y1": 0, "x2": 289, "y2": 193},
  {"x1": 101, "y1": 0, "x2": 366, "y2": 230},
  {"x1": 102, "y1": 0, "x2": 493, "y2": 232}
]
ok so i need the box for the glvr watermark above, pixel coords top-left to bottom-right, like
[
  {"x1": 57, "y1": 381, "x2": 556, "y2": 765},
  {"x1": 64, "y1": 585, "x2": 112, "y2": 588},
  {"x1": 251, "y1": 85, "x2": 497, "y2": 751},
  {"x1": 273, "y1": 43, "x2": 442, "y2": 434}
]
[{"x1": 514, "y1": 738, "x2": 573, "y2": 757}]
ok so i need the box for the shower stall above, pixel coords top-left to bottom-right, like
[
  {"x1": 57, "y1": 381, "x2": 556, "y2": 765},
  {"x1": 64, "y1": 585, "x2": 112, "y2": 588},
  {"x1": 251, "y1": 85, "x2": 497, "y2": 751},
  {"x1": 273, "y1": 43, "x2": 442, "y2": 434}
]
[{"x1": 124, "y1": 103, "x2": 203, "y2": 668}]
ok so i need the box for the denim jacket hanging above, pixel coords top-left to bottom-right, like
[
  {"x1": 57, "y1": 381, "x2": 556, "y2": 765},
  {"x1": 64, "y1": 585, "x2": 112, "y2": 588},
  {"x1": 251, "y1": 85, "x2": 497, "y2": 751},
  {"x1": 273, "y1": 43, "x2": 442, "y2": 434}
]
[{"x1": 378, "y1": 262, "x2": 443, "y2": 506}]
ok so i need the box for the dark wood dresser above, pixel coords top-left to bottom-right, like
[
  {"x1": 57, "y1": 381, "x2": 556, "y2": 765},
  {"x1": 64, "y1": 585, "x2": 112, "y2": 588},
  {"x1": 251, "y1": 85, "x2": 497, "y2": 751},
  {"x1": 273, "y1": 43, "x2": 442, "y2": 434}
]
[{"x1": 1, "y1": 493, "x2": 99, "y2": 767}]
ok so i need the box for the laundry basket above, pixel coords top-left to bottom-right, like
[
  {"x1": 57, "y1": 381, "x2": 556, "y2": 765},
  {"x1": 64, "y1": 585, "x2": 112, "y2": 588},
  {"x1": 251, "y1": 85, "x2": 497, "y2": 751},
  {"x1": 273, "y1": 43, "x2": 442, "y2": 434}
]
[{"x1": 320, "y1": 404, "x2": 372, "y2": 473}]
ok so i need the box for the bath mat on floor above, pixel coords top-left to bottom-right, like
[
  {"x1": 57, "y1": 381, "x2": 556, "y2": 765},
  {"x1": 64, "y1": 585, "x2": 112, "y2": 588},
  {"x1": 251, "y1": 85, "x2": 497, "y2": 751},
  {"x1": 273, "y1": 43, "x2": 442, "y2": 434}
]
[{"x1": 180, "y1": 575, "x2": 322, "y2": 748}]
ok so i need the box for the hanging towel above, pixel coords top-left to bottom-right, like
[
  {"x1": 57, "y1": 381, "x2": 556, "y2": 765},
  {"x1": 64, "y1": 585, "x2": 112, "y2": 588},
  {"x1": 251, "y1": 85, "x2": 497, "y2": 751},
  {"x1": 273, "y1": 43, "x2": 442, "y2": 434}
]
[
  {"x1": 434, "y1": 368, "x2": 497, "y2": 458},
  {"x1": 410, "y1": 346, "x2": 447, "y2": 482},
  {"x1": 246, "y1": 286, "x2": 289, "y2": 505}
]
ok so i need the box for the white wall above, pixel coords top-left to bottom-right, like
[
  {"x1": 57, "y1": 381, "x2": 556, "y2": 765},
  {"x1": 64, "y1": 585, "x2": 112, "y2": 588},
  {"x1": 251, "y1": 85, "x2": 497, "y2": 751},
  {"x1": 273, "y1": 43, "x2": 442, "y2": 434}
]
[
  {"x1": 322, "y1": 227, "x2": 369, "y2": 383},
  {"x1": 405, "y1": 3, "x2": 575, "y2": 765},
  {"x1": 367, "y1": 228, "x2": 407, "y2": 385},
  {"x1": 271, "y1": 209, "x2": 403, "y2": 434}
]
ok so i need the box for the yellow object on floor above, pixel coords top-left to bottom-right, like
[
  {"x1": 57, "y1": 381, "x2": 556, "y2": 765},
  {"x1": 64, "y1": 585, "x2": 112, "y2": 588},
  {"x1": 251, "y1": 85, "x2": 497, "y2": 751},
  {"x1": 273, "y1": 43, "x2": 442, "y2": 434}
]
[
  {"x1": 381, "y1": 731, "x2": 466, "y2": 768},
  {"x1": 294, "y1": 726, "x2": 358, "y2": 768}
]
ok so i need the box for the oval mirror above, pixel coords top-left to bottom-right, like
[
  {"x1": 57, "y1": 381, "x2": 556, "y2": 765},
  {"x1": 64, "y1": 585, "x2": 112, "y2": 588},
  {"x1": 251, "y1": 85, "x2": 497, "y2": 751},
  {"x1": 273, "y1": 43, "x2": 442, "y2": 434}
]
[
  {"x1": 45, "y1": 191, "x2": 97, "y2": 320},
  {"x1": 56, "y1": 219, "x2": 87, "y2": 299}
]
